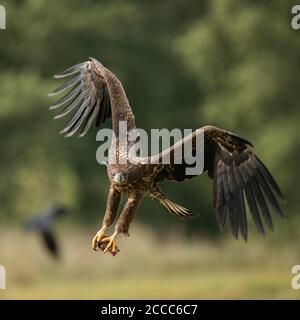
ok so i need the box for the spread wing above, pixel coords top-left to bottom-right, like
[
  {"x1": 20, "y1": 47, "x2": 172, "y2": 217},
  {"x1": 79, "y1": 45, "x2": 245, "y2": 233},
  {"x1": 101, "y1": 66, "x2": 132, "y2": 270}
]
[
  {"x1": 49, "y1": 58, "x2": 112, "y2": 137},
  {"x1": 154, "y1": 125, "x2": 284, "y2": 241}
]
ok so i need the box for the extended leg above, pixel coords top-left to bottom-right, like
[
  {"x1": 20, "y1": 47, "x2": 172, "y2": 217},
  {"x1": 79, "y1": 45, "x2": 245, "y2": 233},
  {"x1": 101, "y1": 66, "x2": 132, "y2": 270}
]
[
  {"x1": 92, "y1": 184, "x2": 121, "y2": 251},
  {"x1": 99, "y1": 193, "x2": 143, "y2": 255}
]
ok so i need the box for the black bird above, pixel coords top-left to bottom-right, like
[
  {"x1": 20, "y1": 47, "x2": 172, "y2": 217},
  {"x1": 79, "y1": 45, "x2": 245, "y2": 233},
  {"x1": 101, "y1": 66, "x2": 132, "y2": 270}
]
[{"x1": 24, "y1": 203, "x2": 66, "y2": 258}]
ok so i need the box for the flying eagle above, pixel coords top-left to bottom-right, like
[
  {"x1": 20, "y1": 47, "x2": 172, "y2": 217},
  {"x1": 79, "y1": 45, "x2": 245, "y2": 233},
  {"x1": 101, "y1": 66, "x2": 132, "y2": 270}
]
[{"x1": 49, "y1": 58, "x2": 284, "y2": 256}]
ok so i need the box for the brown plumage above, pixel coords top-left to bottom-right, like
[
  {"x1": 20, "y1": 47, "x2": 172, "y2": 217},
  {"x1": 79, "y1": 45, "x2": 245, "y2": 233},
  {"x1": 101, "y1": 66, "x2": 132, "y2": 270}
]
[{"x1": 49, "y1": 58, "x2": 285, "y2": 255}]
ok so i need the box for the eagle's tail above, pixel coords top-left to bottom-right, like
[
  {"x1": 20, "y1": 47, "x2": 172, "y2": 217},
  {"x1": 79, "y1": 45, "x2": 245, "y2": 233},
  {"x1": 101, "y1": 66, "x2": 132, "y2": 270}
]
[{"x1": 150, "y1": 191, "x2": 192, "y2": 218}]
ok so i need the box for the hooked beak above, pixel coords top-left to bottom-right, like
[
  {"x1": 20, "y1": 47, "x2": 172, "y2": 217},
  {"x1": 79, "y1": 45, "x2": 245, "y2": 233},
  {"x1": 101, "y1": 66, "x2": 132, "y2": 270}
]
[{"x1": 112, "y1": 173, "x2": 126, "y2": 185}]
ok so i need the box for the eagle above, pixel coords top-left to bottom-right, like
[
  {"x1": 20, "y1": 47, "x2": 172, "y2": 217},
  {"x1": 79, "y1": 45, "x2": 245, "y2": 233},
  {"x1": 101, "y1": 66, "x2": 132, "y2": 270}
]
[{"x1": 49, "y1": 58, "x2": 284, "y2": 256}]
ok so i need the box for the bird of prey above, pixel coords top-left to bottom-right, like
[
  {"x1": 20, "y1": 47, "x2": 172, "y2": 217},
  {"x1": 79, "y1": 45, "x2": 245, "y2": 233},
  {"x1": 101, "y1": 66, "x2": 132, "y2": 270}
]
[
  {"x1": 49, "y1": 58, "x2": 284, "y2": 256},
  {"x1": 24, "y1": 203, "x2": 66, "y2": 258}
]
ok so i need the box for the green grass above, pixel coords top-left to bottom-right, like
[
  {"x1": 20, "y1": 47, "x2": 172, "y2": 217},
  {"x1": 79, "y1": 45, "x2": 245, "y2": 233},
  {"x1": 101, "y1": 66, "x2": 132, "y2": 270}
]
[{"x1": 0, "y1": 225, "x2": 299, "y2": 299}]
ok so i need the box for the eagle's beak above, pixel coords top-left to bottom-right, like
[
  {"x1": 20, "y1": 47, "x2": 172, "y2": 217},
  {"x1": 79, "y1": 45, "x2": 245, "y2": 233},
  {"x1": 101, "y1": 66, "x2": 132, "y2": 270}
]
[{"x1": 112, "y1": 173, "x2": 126, "y2": 185}]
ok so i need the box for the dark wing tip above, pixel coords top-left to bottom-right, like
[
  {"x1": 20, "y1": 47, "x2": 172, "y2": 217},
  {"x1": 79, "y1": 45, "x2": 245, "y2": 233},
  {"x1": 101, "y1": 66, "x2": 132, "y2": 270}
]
[
  {"x1": 209, "y1": 127, "x2": 285, "y2": 241},
  {"x1": 41, "y1": 229, "x2": 59, "y2": 258}
]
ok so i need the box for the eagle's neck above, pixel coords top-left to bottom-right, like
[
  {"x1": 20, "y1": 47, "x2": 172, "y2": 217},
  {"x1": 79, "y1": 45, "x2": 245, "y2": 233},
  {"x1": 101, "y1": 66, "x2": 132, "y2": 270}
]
[{"x1": 104, "y1": 69, "x2": 136, "y2": 136}]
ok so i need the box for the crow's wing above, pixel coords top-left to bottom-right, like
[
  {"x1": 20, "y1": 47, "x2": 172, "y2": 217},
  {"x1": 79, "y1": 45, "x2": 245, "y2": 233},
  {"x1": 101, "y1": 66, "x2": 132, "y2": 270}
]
[
  {"x1": 41, "y1": 229, "x2": 59, "y2": 258},
  {"x1": 153, "y1": 125, "x2": 284, "y2": 241}
]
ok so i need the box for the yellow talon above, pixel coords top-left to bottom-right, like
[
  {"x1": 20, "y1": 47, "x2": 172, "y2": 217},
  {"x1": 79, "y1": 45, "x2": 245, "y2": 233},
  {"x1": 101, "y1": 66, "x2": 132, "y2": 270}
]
[
  {"x1": 99, "y1": 231, "x2": 119, "y2": 256},
  {"x1": 92, "y1": 226, "x2": 107, "y2": 251}
]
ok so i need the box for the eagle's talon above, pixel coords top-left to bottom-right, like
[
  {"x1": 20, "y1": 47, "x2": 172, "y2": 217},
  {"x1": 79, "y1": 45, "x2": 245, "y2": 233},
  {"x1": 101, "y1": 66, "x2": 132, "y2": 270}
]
[
  {"x1": 98, "y1": 232, "x2": 119, "y2": 256},
  {"x1": 92, "y1": 227, "x2": 107, "y2": 251}
]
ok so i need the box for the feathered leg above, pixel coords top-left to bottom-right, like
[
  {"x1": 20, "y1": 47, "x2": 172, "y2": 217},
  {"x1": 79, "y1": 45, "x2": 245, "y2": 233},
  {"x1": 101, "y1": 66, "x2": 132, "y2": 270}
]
[
  {"x1": 99, "y1": 193, "x2": 143, "y2": 255},
  {"x1": 92, "y1": 184, "x2": 121, "y2": 251}
]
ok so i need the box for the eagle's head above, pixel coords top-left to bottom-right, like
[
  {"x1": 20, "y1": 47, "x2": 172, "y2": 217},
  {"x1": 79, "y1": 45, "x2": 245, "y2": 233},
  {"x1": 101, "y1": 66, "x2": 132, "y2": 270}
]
[{"x1": 112, "y1": 172, "x2": 126, "y2": 185}]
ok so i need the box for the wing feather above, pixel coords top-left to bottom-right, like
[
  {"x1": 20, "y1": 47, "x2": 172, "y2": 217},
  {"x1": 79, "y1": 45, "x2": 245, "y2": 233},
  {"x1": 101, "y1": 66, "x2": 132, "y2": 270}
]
[
  {"x1": 54, "y1": 62, "x2": 85, "y2": 79},
  {"x1": 49, "y1": 59, "x2": 112, "y2": 137},
  {"x1": 49, "y1": 85, "x2": 81, "y2": 110},
  {"x1": 54, "y1": 93, "x2": 84, "y2": 119},
  {"x1": 244, "y1": 183, "x2": 265, "y2": 235},
  {"x1": 49, "y1": 75, "x2": 82, "y2": 96},
  {"x1": 215, "y1": 160, "x2": 227, "y2": 229},
  {"x1": 154, "y1": 125, "x2": 284, "y2": 240}
]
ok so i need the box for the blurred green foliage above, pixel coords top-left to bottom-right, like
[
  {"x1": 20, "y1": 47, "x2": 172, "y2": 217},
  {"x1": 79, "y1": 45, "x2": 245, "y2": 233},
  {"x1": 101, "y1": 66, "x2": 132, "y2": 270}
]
[{"x1": 0, "y1": 0, "x2": 298, "y2": 239}]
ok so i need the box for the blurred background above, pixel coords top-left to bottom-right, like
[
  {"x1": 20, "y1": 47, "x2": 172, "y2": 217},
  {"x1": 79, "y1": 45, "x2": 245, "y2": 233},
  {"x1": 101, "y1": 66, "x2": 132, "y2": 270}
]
[{"x1": 0, "y1": 0, "x2": 299, "y2": 299}]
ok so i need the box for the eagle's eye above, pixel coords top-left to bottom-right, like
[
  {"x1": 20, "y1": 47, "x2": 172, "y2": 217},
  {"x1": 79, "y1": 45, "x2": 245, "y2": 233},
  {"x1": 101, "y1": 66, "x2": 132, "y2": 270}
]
[{"x1": 112, "y1": 172, "x2": 126, "y2": 184}]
